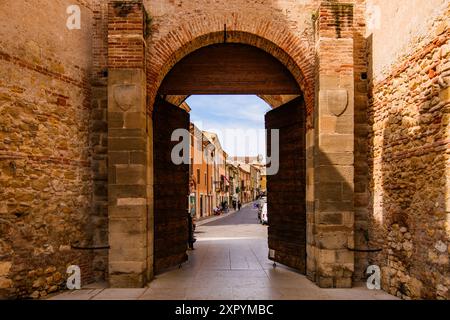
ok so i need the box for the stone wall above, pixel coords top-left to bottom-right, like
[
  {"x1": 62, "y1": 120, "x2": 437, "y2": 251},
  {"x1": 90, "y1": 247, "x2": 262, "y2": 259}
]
[
  {"x1": 0, "y1": 0, "x2": 97, "y2": 298},
  {"x1": 367, "y1": 1, "x2": 450, "y2": 299}
]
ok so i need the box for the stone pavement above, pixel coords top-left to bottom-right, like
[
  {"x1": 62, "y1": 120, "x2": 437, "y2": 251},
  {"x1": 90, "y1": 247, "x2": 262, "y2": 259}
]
[{"x1": 49, "y1": 203, "x2": 397, "y2": 300}]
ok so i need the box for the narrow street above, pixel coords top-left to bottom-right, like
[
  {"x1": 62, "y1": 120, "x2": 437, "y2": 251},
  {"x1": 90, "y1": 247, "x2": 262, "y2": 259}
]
[{"x1": 50, "y1": 203, "x2": 396, "y2": 300}]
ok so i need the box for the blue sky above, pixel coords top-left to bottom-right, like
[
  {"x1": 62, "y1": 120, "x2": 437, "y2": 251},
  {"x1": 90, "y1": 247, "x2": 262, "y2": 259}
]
[{"x1": 186, "y1": 95, "x2": 271, "y2": 158}]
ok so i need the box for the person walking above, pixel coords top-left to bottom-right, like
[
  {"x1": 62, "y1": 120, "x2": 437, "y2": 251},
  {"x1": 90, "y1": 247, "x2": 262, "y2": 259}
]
[
  {"x1": 238, "y1": 200, "x2": 242, "y2": 211},
  {"x1": 187, "y1": 207, "x2": 196, "y2": 250}
]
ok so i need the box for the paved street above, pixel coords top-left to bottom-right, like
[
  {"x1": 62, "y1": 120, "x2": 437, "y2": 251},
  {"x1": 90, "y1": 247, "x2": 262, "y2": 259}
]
[{"x1": 50, "y1": 203, "x2": 397, "y2": 300}]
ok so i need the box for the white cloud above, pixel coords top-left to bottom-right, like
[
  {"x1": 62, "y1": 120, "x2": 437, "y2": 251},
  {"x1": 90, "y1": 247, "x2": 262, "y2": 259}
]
[{"x1": 187, "y1": 95, "x2": 271, "y2": 157}]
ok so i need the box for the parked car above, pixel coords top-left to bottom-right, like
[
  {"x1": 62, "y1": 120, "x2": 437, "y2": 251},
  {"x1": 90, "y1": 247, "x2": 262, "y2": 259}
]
[
  {"x1": 258, "y1": 196, "x2": 267, "y2": 222},
  {"x1": 260, "y1": 202, "x2": 268, "y2": 225}
]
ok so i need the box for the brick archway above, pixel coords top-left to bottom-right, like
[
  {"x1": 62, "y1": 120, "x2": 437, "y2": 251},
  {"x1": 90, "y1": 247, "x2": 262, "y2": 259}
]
[{"x1": 146, "y1": 15, "x2": 316, "y2": 116}]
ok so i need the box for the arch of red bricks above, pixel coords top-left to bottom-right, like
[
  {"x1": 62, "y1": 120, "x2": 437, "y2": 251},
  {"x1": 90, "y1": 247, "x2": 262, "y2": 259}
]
[{"x1": 146, "y1": 14, "x2": 315, "y2": 116}]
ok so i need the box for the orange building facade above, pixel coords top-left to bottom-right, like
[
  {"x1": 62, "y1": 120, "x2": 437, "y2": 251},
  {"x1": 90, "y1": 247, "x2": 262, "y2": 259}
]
[{"x1": 189, "y1": 123, "x2": 214, "y2": 219}]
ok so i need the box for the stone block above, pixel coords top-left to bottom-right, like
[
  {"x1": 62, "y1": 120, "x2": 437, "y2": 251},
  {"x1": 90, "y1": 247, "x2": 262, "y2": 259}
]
[
  {"x1": 0, "y1": 203, "x2": 7, "y2": 215},
  {"x1": 342, "y1": 183, "x2": 353, "y2": 201},
  {"x1": 317, "y1": 152, "x2": 354, "y2": 166},
  {"x1": 109, "y1": 245, "x2": 147, "y2": 262},
  {"x1": 318, "y1": 249, "x2": 336, "y2": 263},
  {"x1": 109, "y1": 217, "x2": 147, "y2": 235},
  {"x1": 336, "y1": 249, "x2": 354, "y2": 264},
  {"x1": 0, "y1": 262, "x2": 12, "y2": 277},
  {"x1": 116, "y1": 198, "x2": 147, "y2": 206},
  {"x1": 316, "y1": 164, "x2": 354, "y2": 184},
  {"x1": 319, "y1": 115, "x2": 337, "y2": 133},
  {"x1": 354, "y1": 193, "x2": 369, "y2": 207},
  {"x1": 317, "y1": 231, "x2": 348, "y2": 249},
  {"x1": 115, "y1": 164, "x2": 146, "y2": 185},
  {"x1": 130, "y1": 151, "x2": 146, "y2": 165},
  {"x1": 342, "y1": 211, "x2": 354, "y2": 227},
  {"x1": 316, "y1": 200, "x2": 353, "y2": 212},
  {"x1": 318, "y1": 75, "x2": 340, "y2": 89},
  {"x1": 440, "y1": 86, "x2": 450, "y2": 102},
  {"x1": 108, "y1": 69, "x2": 145, "y2": 113},
  {"x1": 315, "y1": 165, "x2": 354, "y2": 184},
  {"x1": 319, "y1": 212, "x2": 343, "y2": 225},
  {"x1": 109, "y1": 231, "x2": 147, "y2": 250},
  {"x1": 94, "y1": 182, "x2": 108, "y2": 197},
  {"x1": 108, "y1": 112, "x2": 124, "y2": 128},
  {"x1": 318, "y1": 134, "x2": 354, "y2": 153},
  {"x1": 124, "y1": 112, "x2": 146, "y2": 129},
  {"x1": 109, "y1": 151, "x2": 129, "y2": 165},
  {"x1": 318, "y1": 276, "x2": 334, "y2": 288},
  {"x1": 335, "y1": 277, "x2": 352, "y2": 288},
  {"x1": 317, "y1": 182, "x2": 342, "y2": 202},
  {"x1": 407, "y1": 278, "x2": 423, "y2": 299},
  {"x1": 109, "y1": 273, "x2": 145, "y2": 288},
  {"x1": 108, "y1": 185, "x2": 147, "y2": 204}
]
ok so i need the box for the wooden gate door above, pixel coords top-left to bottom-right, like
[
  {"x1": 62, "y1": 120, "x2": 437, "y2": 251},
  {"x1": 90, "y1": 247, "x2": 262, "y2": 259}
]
[{"x1": 265, "y1": 96, "x2": 306, "y2": 273}]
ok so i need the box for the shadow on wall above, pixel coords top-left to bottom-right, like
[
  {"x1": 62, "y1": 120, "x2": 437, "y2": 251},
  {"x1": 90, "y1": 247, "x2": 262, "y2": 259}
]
[
  {"x1": 309, "y1": 148, "x2": 356, "y2": 288},
  {"x1": 352, "y1": 3, "x2": 371, "y2": 282},
  {"x1": 367, "y1": 33, "x2": 450, "y2": 299}
]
